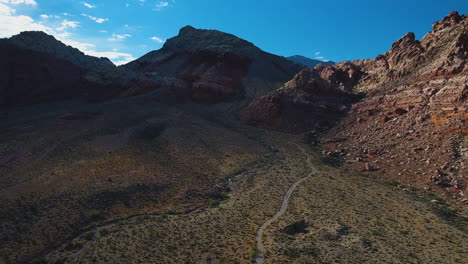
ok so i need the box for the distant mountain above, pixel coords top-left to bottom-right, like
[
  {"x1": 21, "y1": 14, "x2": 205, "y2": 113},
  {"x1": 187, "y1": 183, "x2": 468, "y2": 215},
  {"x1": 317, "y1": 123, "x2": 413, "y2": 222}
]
[
  {"x1": 109, "y1": 25, "x2": 305, "y2": 103},
  {"x1": 287, "y1": 55, "x2": 334, "y2": 68},
  {"x1": 0, "y1": 31, "x2": 115, "y2": 106}
]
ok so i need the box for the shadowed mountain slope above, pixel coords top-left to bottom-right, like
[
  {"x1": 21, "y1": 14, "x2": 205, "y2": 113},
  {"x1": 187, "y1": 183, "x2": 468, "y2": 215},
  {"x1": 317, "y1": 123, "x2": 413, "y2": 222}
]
[{"x1": 0, "y1": 32, "x2": 115, "y2": 107}]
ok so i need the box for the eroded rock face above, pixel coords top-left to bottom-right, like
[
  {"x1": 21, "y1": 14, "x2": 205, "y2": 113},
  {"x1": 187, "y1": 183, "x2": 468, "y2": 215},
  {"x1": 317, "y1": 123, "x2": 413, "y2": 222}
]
[
  {"x1": 109, "y1": 25, "x2": 303, "y2": 104},
  {"x1": 322, "y1": 12, "x2": 468, "y2": 201},
  {"x1": 244, "y1": 11, "x2": 467, "y2": 200},
  {"x1": 241, "y1": 67, "x2": 361, "y2": 132}
]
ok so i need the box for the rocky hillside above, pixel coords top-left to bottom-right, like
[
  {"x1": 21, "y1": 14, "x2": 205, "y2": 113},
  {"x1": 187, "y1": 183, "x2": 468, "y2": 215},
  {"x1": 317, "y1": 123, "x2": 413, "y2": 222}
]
[
  {"x1": 243, "y1": 11, "x2": 467, "y2": 202},
  {"x1": 98, "y1": 26, "x2": 304, "y2": 104},
  {"x1": 8, "y1": 31, "x2": 114, "y2": 71},
  {"x1": 241, "y1": 63, "x2": 363, "y2": 132},
  {"x1": 1, "y1": 27, "x2": 303, "y2": 107},
  {"x1": 287, "y1": 55, "x2": 335, "y2": 68},
  {"x1": 0, "y1": 32, "x2": 115, "y2": 107}
]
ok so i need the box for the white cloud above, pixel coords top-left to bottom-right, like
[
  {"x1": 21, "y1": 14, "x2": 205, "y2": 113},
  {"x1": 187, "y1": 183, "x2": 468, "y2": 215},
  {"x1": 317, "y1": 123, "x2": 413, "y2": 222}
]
[
  {"x1": 0, "y1": 0, "x2": 37, "y2": 5},
  {"x1": 150, "y1": 36, "x2": 164, "y2": 43},
  {"x1": 0, "y1": 0, "x2": 37, "y2": 16},
  {"x1": 108, "y1": 33, "x2": 131, "y2": 41},
  {"x1": 0, "y1": 13, "x2": 49, "y2": 36},
  {"x1": 0, "y1": 3, "x2": 14, "y2": 15},
  {"x1": 155, "y1": 1, "x2": 169, "y2": 10},
  {"x1": 57, "y1": 19, "x2": 79, "y2": 31},
  {"x1": 0, "y1": 0, "x2": 135, "y2": 65},
  {"x1": 314, "y1": 52, "x2": 321, "y2": 56},
  {"x1": 81, "y1": 13, "x2": 108, "y2": 23},
  {"x1": 60, "y1": 37, "x2": 135, "y2": 65},
  {"x1": 82, "y1": 2, "x2": 95, "y2": 8}
]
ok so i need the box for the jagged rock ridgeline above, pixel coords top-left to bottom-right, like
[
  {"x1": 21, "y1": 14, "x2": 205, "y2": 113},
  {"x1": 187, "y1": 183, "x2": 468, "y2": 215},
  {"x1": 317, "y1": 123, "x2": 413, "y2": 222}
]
[
  {"x1": 242, "y1": 11, "x2": 467, "y2": 200},
  {"x1": 322, "y1": 11, "x2": 467, "y2": 201},
  {"x1": 243, "y1": 11, "x2": 467, "y2": 132}
]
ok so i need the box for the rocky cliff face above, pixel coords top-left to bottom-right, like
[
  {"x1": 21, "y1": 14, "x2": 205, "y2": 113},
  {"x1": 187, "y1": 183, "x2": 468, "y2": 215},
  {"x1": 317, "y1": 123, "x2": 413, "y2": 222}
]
[
  {"x1": 0, "y1": 32, "x2": 115, "y2": 106},
  {"x1": 102, "y1": 26, "x2": 303, "y2": 104},
  {"x1": 241, "y1": 65, "x2": 362, "y2": 132},
  {"x1": 243, "y1": 11, "x2": 467, "y2": 201}
]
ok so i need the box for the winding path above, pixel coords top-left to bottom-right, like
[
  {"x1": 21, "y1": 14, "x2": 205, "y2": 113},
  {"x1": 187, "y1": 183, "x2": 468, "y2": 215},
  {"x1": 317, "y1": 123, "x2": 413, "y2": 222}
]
[{"x1": 255, "y1": 144, "x2": 316, "y2": 264}]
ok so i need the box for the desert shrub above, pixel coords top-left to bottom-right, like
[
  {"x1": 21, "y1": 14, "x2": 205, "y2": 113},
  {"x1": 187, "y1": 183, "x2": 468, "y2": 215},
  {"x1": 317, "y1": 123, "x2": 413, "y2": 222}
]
[
  {"x1": 90, "y1": 210, "x2": 103, "y2": 220},
  {"x1": 99, "y1": 229, "x2": 109, "y2": 236},
  {"x1": 320, "y1": 155, "x2": 344, "y2": 167},
  {"x1": 83, "y1": 232, "x2": 94, "y2": 241},
  {"x1": 208, "y1": 199, "x2": 219, "y2": 208}
]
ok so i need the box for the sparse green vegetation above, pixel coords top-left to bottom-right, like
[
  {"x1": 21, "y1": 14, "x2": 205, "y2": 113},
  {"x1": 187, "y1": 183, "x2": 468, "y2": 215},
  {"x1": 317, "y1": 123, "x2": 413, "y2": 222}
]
[
  {"x1": 320, "y1": 155, "x2": 344, "y2": 167},
  {"x1": 90, "y1": 210, "x2": 103, "y2": 220},
  {"x1": 304, "y1": 132, "x2": 322, "y2": 151},
  {"x1": 406, "y1": 190, "x2": 468, "y2": 233},
  {"x1": 207, "y1": 199, "x2": 220, "y2": 208}
]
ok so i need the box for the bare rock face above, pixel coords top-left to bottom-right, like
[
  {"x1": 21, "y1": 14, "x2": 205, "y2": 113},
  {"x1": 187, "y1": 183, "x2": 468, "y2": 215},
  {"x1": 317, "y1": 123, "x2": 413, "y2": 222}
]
[
  {"x1": 244, "y1": 11, "x2": 467, "y2": 201},
  {"x1": 241, "y1": 67, "x2": 361, "y2": 132},
  {"x1": 321, "y1": 12, "x2": 467, "y2": 201},
  {"x1": 109, "y1": 26, "x2": 303, "y2": 104}
]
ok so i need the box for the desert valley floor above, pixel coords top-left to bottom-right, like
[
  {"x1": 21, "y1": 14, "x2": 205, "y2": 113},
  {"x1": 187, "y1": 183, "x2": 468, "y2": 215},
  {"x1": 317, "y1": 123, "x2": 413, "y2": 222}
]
[
  {"x1": 1, "y1": 10, "x2": 467, "y2": 264},
  {"x1": 1, "y1": 98, "x2": 466, "y2": 264}
]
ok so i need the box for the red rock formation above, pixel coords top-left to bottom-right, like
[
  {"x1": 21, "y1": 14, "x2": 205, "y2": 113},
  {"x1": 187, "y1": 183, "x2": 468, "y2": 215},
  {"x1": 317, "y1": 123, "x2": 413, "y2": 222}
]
[
  {"x1": 241, "y1": 67, "x2": 362, "y2": 132},
  {"x1": 244, "y1": 11, "x2": 468, "y2": 201}
]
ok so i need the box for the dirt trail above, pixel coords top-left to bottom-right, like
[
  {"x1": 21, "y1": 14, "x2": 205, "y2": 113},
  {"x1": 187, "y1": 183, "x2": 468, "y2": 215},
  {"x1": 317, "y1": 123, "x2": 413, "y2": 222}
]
[{"x1": 255, "y1": 144, "x2": 316, "y2": 264}]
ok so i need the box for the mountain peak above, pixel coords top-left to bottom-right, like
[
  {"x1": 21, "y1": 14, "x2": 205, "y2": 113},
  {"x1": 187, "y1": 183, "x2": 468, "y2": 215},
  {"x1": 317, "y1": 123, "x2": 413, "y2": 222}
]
[
  {"x1": 179, "y1": 25, "x2": 196, "y2": 34},
  {"x1": 433, "y1": 11, "x2": 465, "y2": 32},
  {"x1": 162, "y1": 25, "x2": 256, "y2": 54}
]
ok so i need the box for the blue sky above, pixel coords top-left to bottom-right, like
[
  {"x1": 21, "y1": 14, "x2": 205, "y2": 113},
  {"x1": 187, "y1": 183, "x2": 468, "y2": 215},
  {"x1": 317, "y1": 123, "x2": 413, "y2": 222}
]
[{"x1": 0, "y1": 0, "x2": 467, "y2": 65}]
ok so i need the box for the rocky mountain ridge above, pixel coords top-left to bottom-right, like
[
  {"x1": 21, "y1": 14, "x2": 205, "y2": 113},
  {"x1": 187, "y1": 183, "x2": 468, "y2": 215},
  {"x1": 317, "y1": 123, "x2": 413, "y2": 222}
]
[
  {"x1": 242, "y1": 11, "x2": 467, "y2": 201},
  {"x1": 8, "y1": 31, "x2": 114, "y2": 71},
  {"x1": 0, "y1": 32, "x2": 116, "y2": 106},
  {"x1": 0, "y1": 27, "x2": 304, "y2": 107},
  {"x1": 105, "y1": 25, "x2": 304, "y2": 103}
]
